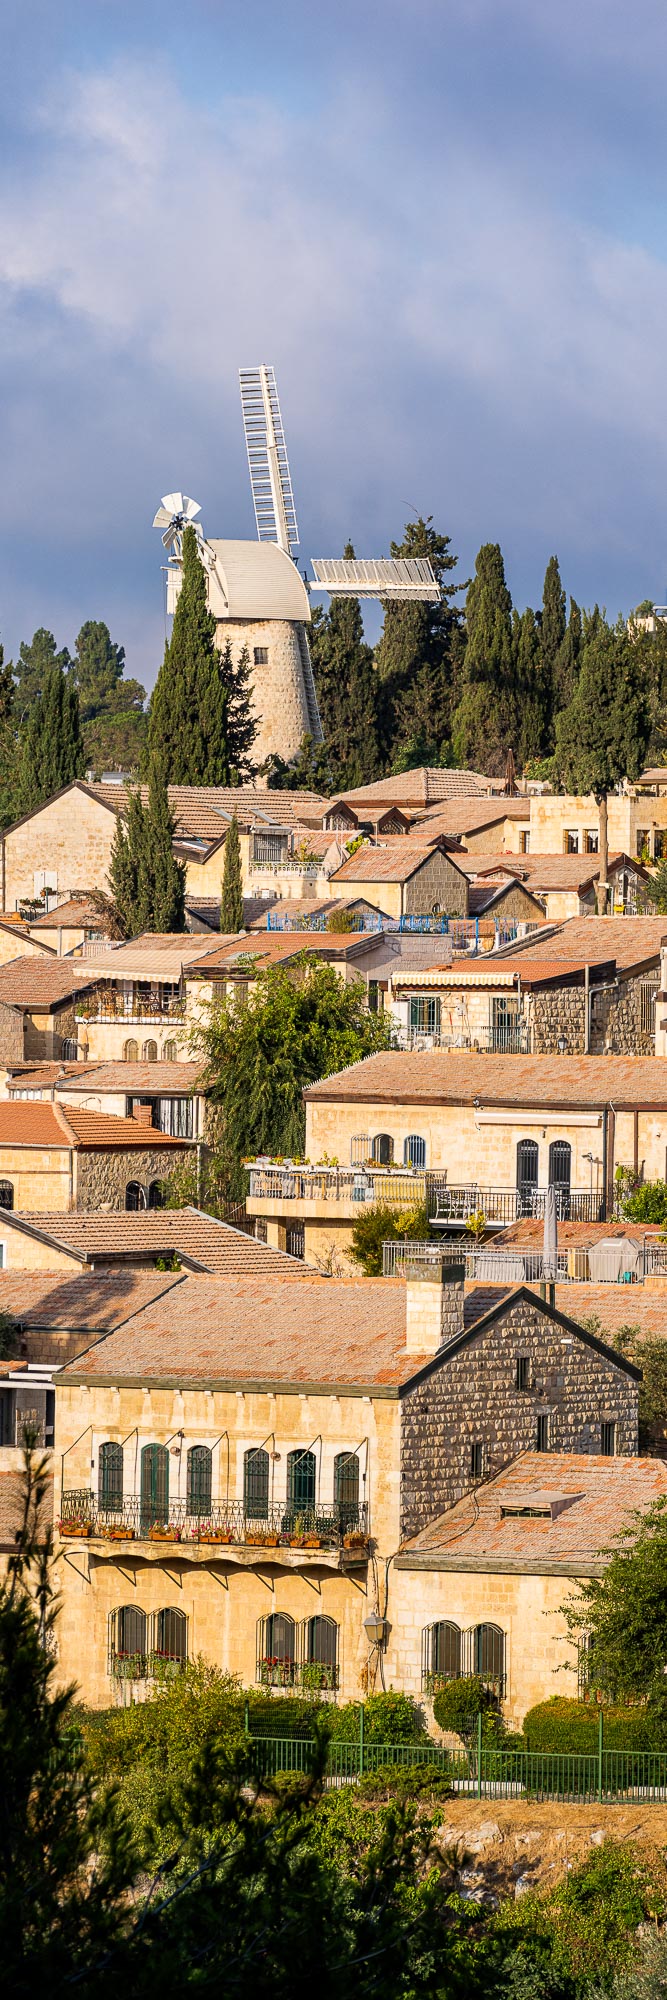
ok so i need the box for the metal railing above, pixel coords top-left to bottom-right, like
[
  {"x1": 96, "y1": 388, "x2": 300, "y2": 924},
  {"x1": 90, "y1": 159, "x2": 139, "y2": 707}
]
[
  {"x1": 383, "y1": 1240, "x2": 644, "y2": 1284},
  {"x1": 397, "y1": 1026, "x2": 530, "y2": 1053},
  {"x1": 75, "y1": 992, "x2": 186, "y2": 1022},
  {"x1": 59, "y1": 1492, "x2": 370, "y2": 1550},
  {"x1": 428, "y1": 1184, "x2": 604, "y2": 1227},
  {"x1": 247, "y1": 1163, "x2": 426, "y2": 1207},
  {"x1": 247, "y1": 1729, "x2": 667, "y2": 1802}
]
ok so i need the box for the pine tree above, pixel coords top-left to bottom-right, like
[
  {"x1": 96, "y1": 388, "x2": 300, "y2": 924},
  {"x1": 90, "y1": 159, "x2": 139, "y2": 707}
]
[
  {"x1": 309, "y1": 547, "x2": 379, "y2": 789},
  {"x1": 148, "y1": 525, "x2": 229, "y2": 783},
  {"x1": 374, "y1": 518, "x2": 461, "y2": 768},
  {"x1": 555, "y1": 615, "x2": 651, "y2": 909},
  {"x1": 220, "y1": 812, "x2": 244, "y2": 932},
  {"x1": 452, "y1": 543, "x2": 520, "y2": 775},
  {"x1": 14, "y1": 665, "x2": 85, "y2": 816},
  {"x1": 74, "y1": 620, "x2": 146, "y2": 778},
  {"x1": 108, "y1": 762, "x2": 185, "y2": 935},
  {"x1": 74, "y1": 621, "x2": 126, "y2": 718},
  {"x1": 216, "y1": 641, "x2": 258, "y2": 783},
  {"x1": 14, "y1": 629, "x2": 71, "y2": 717}
]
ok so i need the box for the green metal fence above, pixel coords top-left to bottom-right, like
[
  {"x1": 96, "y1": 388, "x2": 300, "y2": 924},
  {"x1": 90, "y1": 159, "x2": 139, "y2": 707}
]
[{"x1": 246, "y1": 1709, "x2": 667, "y2": 1803}]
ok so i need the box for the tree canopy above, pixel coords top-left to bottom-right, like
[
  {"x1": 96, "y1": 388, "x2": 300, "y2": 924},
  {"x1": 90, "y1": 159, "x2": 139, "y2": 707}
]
[
  {"x1": 108, "y1": 761, "x2": 185, "y2": 935},
  {"x1": 452, "y1": 543, "x2": 519, "y2": 775},
  {"x1": 220, "y1": 811, "x2": 244, "y2": 933},
  {"x1": 309, "y1": 546, "x2": 379, "y2": 789},
  {"x1": 148, "y1": 524, "x2": 229, "y2": 784},
  {"x1": 14, "y1": 663, "x2": 85, "y2": 816}
]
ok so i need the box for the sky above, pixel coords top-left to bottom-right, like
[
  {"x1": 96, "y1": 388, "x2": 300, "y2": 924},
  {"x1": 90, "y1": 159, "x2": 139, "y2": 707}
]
[{"x1": 1, "y1": 0, "x2": 667, "y2": 691}]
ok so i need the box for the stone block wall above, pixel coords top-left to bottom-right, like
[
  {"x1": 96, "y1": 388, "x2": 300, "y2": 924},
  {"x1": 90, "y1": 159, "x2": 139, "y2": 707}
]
[
  {"x1": 528, "y1": 988, "x2": 585, "y2": 1054},
  {"x1": 589, "y1": 969, "x2": 658, "y2": 1055},
  {"x1": 0, "y1": 1003, "x2": 25, "y2": 1065},
  {"x1": 399, "y1": 1296, "x2": 638, "y2": 1541},
  {"x1": 75, "y1": 1144, "x2": 195, "y2": 1211}
]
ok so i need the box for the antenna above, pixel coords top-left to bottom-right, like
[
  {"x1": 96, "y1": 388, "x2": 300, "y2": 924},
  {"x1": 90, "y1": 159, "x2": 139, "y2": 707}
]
[{"x1": 239, "y1": 366, "x2": 299, "y2": 556}]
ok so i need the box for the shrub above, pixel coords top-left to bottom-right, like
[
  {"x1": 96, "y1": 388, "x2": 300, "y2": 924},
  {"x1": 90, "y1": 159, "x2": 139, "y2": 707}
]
[
  {"x1": 328, "y1": 1691, "x2": 427, "y2": 1744},
  {"x1": 350, "y1": 1201, "x2": 432, "y2": 1276},
  {"x1": 432, "y1": 1675, "x2": 498, "y2": 1744},
  {"x1": 522, "y1": 1696, "x2": 662, "y2": 1753}
]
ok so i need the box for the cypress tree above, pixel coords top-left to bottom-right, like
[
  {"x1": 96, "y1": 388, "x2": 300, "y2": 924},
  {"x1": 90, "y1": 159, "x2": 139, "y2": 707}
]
[
  {"x1": 539, "y1": 556, "x2": 566, "y2": 748},
  {"x1": 148, "y1": 525, "x2": 229, "y2": 784},
  {"x1": 14, "y1": 665, "x2": 85, "y2": 816},
  {"x1": 216, "y1": 641, "x2": 258, "y2": 784},
  {"x1": 513, "y1": 606, "x2": 549, "y2": 765},
  {"x1": 309, "y1": 547, "x2": 379, "y2": 789},
  {"x1": 555, "y1": 616, "x2": 651, "y2": 910},
  {"x1": 554, "y1": 596, "x2": 582, "y2": 711},
  {"x1": 452, "y1": 543, "x2": 520, "y2": 775},
  {"x1": 220, "y1": 812, "x2": 244, "y2": 932},
  {"x1": 108, "y1": 762, "x2": 185, "y2": 935},
  {"x1": 0, "y1": 642, "x2": 17, "y2": 829},
  {"x1": 374, "y1": 517, "x2": 461, "y2": 768}
]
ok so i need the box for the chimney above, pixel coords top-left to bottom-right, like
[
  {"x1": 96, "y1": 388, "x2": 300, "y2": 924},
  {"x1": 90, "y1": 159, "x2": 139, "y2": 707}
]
[
  {"x1": 405, "y1": 1261, "x2": 465, "y2": 1356},
  {"x1": 132, "y1": 1102, "x2": 154, "y2": 1128}
]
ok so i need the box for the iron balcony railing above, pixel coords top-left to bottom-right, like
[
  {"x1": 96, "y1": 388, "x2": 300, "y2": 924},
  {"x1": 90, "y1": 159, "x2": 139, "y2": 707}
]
[
  {"x1": 383, "y1": 1238, "x2": 643, "y2": 1284},
  {"x1": 75, "y1": 992, "x2": 186, "y2": 1022},
  {"x1": 398, "y1": 1025, "x2": 531, "y2": 1054},
  {"x1": 59, "y1": 1492, "x2": 370, "y2": 1550},
  {"x1": 428, "y1": 1183, "x2": 604, "y2": 1227},
  {"x1": 247, "y1": 1163, "x2": 426, "y2": 1206}
]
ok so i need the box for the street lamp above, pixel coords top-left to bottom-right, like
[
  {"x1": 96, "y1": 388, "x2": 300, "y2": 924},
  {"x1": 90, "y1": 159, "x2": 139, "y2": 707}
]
[{"x1": 363, "y1": 1611, "x2": 388, "y2": 1649}]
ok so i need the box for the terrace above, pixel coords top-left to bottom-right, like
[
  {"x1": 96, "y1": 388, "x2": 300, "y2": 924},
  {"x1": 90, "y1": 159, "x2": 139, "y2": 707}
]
[
  {"x1": 58, "y1": 1492, "x2": 370, "y2": 1568},
  {"x1": 75, "y1": 984, "x2": 186, "y2": 1023},
  {"x1": 246, "y1": 1162, "x2": 602, "y2": 1227}
]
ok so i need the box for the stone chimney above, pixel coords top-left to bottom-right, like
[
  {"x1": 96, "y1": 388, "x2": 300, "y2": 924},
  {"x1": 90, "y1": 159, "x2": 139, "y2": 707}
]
[
  {"x1": 405, "y1": 1262, "x2": 465, "y2": 1356},
  {"x1": 132, "y1": 1102, "x2": 154, "y2": 1128}
]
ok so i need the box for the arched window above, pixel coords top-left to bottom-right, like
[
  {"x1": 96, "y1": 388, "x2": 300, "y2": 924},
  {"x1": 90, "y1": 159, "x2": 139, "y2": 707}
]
[
  {"x1": 154, "y1": 1607, "x2": 187, "y2": 1664},
  {"x1": 125, "y1": 1181, "x2": 146, "y2": 1211},
  {"x1": 334, "y1": 1451, "x2": 359, "y2": 1531},
  {"x1": 187, "y1": 1445, "x2": 212, "y2": 1516},
  {"x1": 0, "y1": 1182, "x2": 14, "y2": 1212},
  {"x1": 516, "y1": 1139, "x2": 538, "y2": 1214},
  {"x1": 99, "y1": 1441, "x2": 123, "y2": 1511},
  {"x1": 147, "y1": 1180, "x2": 166, "y2": 1209},
  {"x1": 371, "y1": 1133, "x2": 394, "y2": 1166},
  {"x1": 549, "y1": 1140, "x2": 571, "y2": 1217},
  {"x1": 474, "y1": 1623, "x2": 505, "y2": 1692},
  {"x1": 404, "y1": 1134, "x2": 426, "y2": 1170},
  {"x1": 140, "y1": 1443, "x2": 169, "y2": 1531},
  {"x1": 244, "y1": 1446, "x2": 269, "y2": 1519},
  {"x1": 257, "y1": 1612, "x2": 296, "y2": 1685},
  {"x1": 303, "y1": 1615, "x2": 339, "y2": 1689},
  {"x1": 163, "y1": 1040, "x2": 176, "y2": 1060},
  {"x1": 110, "y1": 1605, "x2": 148, "y2": 1673},
  {"x1": 123, "y1": 1039, "x2": 139, "y2": 1062},
  {"x1": 422, "y1": 1621, "x2": 461, "y2": 1690},
  {"x1": 143, "y1": 1039, "x2": 158, "y2": 1062},
  {"x1": 61, "y1": 1038, "x2": 78, "y2": 1062},
  {"x1": 287, "y1": 1448, "x2": 316, "y2": 1513}
]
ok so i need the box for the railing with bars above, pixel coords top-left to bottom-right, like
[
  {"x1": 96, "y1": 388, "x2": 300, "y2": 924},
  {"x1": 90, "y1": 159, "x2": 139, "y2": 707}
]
[
  {"x1": 247, "y1": 1163, "x2": 426, "y2": 1206},
  {"x1": 59, "y1": 1492, "x2": 370, "y2": 1549},
  {"x1": 428, "y1": 1183, "x2": 604, "y2": 1227},
  {"x1": 397, "y1": 1026, "x2": 531, "y2": 1054},
  {"x1": 382, "y1": 1240, "x2": 646, "y2": 1283},
  {"x1": 74, "y1": 992, "x2": 186, "y2": 1022}
]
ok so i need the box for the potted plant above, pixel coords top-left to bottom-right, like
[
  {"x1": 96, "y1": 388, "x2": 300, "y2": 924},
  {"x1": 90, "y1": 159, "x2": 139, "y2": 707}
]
[
  {"x1": 303, "y1": 1533, "x2": 321, "y2": 1549},
  {"x1": 343, "y1": 1530, "x2": 368, "y2": 1551},
  {"x1": 59, "y1": 1518, "x2": 92, "y2": 1538},
  {"x1": 149, "y1": 1522, "x2": 181, "y2": 1542}
]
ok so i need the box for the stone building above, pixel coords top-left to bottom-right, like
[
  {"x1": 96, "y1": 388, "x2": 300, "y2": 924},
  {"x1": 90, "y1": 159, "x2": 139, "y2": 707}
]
[
  {"x1": 3, "y1": 1058, "x2": 207, "y2": 1142},
  {"x1": 329, "y1": 840, "x2": 470, "y2": 923},
  {"x1": 453, "y1": 851, "x2": 652, "y2": 921},
  {"x1": 0, "y1": 957, "x2": 104, "y2": 1064},
  {"x1": 52, "y1": 1265, "x2": 639, "y2": 1715},
  {"x1": 0, "y1": 1101, "x2": 191, "y2": 1216}
]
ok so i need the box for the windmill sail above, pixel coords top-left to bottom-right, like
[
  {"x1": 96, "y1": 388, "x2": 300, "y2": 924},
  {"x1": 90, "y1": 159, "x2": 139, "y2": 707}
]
[
  {"x1": 310, "y1": 556, "x2": 440, "y2": 601},
  {"x1": 239, "y1": 366, "x2": 299, "y2": 556}
]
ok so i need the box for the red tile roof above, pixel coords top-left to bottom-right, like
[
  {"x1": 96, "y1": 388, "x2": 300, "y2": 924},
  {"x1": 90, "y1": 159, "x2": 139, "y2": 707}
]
[
  {"x1": 0, "y1": 959, "x2": 100, "y2": 1009},
  {"x1": 305, "y1": 1050, "x2": 667, "y2": 1110},
  {"x1": 7, "y1": 1061, "x2": 203, "y2": 1095},
  {"x1": 331, "y1": 842, "x2": 462, "y2": 884},
  {"x1": 399, "y1": 1452, "x2": 667, "y2": 1570},
  {"x1": 496, "y1": 915, "x2": 667, "y2": 971},
  {"x1": 0, "y1": 1269, "x2": 184, "y2": 1328},
  {"x1": 0, "y1": 1103, "x2": 191, "y2": 1148},
  {"x1": 0, "y1": 1207, "x2": 311, "y2": 1275}
]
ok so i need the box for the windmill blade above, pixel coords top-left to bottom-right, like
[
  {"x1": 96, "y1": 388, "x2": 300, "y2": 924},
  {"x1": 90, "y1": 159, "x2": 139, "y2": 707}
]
[
  {"x1": 239, "y1": 365, "x2": 299, "y2": 555},
  {"x1": 310, "y1": 556, "x2": 440, "y2": 602},
  {"x1": 153, "y1": 505, "x2": 175, "y2": 529},
  {"x1": 181, "y1": 495, "x2": 202, "y2": 522}
]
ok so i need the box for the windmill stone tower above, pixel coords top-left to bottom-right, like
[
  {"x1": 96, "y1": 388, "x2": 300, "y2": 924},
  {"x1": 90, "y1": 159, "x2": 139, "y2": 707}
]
[{"x1": 154, "y1": 364, "x2": 440, "y2": 771}]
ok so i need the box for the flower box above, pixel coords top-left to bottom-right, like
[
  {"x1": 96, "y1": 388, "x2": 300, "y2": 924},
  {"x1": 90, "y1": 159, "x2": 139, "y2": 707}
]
[
  {"x1": 59, "y1": 1521, "x2": 91, "y2": 1538},
  {"x1": 343, "y1": 1532, "x2": 368, "y2": 1551},
  {"x1": 199, "y1": 1529, "x2": 235, "y2": 1545},
  {"x1": 303, "y1": 1535, "x2": 321, "y2": 1549},
  {"x1": 148, "y1": 1524, "x2": 181, "y2": 1542}
]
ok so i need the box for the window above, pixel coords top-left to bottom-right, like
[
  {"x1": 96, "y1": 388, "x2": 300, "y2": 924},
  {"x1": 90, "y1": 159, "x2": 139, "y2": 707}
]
[
  {"x1": 163, "y1": 1040, "x2": 177, "y2": 1060},
  {"x1": 421, "y1": 1620, "x2": 461, "y2": 1690},
  {"x1": 637, "y1": 828, "x2": 650, "y2": 859},
  {"x1": 253, "y1": 833, "x2": 287, "y2": 865},
  {"x1": 182, "y1": 1445, "x2": 210, "y2": 1516},
  {"x1": 516, "y1": 1355, "x2": 530, "y2": 1391},
  {"x1": 99, "y1": 1441, "x2": 123, "y2": 1511},
  {"x1": 640, "y1": 983, "x2": 657, "y2": 1037},
  {"x1": 408, "y1": 995, "x2": 441, "y2": 1035},
  {"x1": 286, "y1": 1223, "x2": 305, "y2": 1258},
  {"x1": 584, "y1": 829, "x2": 599, "y2": 854},
  {"x1": 516, "y1": 1139, "x2": 538, "y2": 1213},
  {"x1": 368, "y1": 981, "x2": 382, "y2": 1013},
  {"x1": 152, "y1": 1096, "x2": 194, "y2": 1138},
  {"x1": 61, "y1": 1038, "x2": 78, "y2": 1061},
  {"x1": 123, "y1": 1039, "x2": 139, "y2": 1062},
  {"x1": 0, "y1": 1182, "x2": 14, "y2": 1212},
  {"x1": 655, "y1": 832, "x2": 666, "y2": 861},
  {"x1": 371, "y1": 1133, "x2": 394, "y2": 1166},
  {"x1": 147, "y1": 1180, "x2": 166, "y2": 1209},
  {"x1": 564, "y1": 830, "x2": 579, "y2": 853},
  {"x1": 110, "y1": 1605, "x2": 147, "y2": 1674},
  {"x1": 143, "y1": 1039, "x2": 158, "y2": 1062},
  {"x1": 244, "y1": 1447, "x2": 270, "y2": 1519},
  {"x1": 140, "y1": 1442, "x2": 169, "y2": 1530},
  {"x1": 303, "y1": 1615, "x2": 339, "y2": 1689},
  {"x1": 519, "y1": 830, "x2": 530, "y2": 854},
  {"x1": 287, "y1": 1448, "x2": 316, "y2": 1512},
  {"x1": 404, "y1": 1134, "x2": 426, "y2": 1169},
  {"x1": 125, "y1": 1181, "x2": 146, "y2": 1211},
  {"x1": 257, "y1": 1611, "x2": 296, "y2": 1685},
  {"x1": 601, "y1": 1420, "x2": 617, "y2": 1457},
  {"x1": 577, "y1": 1632, "x2": 595, "y2": 1697},
  {"x1": 549, "y1": 1139, "x2": 571, "y2": 1192},
  {"x1": 536, "y1": 1412, "x2": 551, "y2": 1451},
  {"x1": 334, "y1": 1451, "x2": 360, "y2": 1531},
  {"x1": 155, "y1": 1607, "x2": 187, "y2": 1664},
  {"x1": 474, "y1": 1622, "x2": 505, "y2": 1691},
  {"x1": 470, "y1": 1442, "x2": 484, "y2": 1479},
  {"x1": 253, "y1": 646, "x2": 269, "y2": 666}
]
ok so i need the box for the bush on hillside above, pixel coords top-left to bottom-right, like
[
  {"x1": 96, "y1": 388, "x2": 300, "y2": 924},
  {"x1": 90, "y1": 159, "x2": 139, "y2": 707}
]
[
  {"x1": 328, "y1": 1691, "x2": 427, "y2": 1743},
  {"x1": 523, "y1": 1696, "x2": 662, "y2": 1753}
]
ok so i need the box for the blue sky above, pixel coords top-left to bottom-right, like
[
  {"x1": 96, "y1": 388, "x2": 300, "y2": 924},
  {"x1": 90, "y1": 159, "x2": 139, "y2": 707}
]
[{"x1": 1, "y1": 0, "x2": 667, "y2": 690}]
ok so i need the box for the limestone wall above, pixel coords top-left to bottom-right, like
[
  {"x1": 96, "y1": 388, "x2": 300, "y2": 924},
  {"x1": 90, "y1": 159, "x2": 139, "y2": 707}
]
[
  {"x1": 2, "y1": 786, "x2": 116, "y2": 912},
  {"x1": 305, "y1": 1097, "x2": 606, "y2": 1192},
  {"x1": 216, "y1": 619, "x2": 315, "y2": 767},
  {"x1": 74, "y1": 1144, "x2": 195, "y2": 1211},
  {"x1": 389, "y1": 1564, "x2": 581, "y2": 1728},
  {"x1": 0, "y1": 1004, "x2": 25, "y2": 1065},
  {"x1": 400, "y1": 1296, "x2": 638, "y2": 1542}
]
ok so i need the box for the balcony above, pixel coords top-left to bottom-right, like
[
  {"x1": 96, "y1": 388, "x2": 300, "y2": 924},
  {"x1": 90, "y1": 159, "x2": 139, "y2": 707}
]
[
  {"x1": 383, "y1": 1239, "x2": 636, "y2": 1284},
  {"x1": 428, "y1": 1184, "x2": 604, "y2": 1229},
  {"x1": 75, "y1": 991, "x2": 186, "y2": 1023},
  {"x1": 58, "y1": 1493, "x2": 370, "y2": 1567},
  {"x1": 397, "y1": 1025, "x2": 531, "y2": 1054},
  {"x1": 247, "y1": 1161, "x2": 424, "y2": 1207}
]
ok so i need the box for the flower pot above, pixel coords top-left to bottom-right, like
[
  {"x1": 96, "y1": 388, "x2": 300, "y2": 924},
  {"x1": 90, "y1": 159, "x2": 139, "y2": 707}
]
[
  {"x1": 303, "y1": 1535, "x2": 321, "y2": 1549},
  {"x1": 200, "y1": 1530, "x2": 234, "y2": 1545},
  {"x1": 149, "y1": 1525, "x2": 180, "y2": 1542},
  {"x1": 344, "y1": 1532, "x2": 368, "y2": 1551},
  {"x1": 60, "y1": 1522, "x2": 91, "y2": 1538},
  {"x1": 264, "y1": 1534, "x2": 279, "y2": 1548}
]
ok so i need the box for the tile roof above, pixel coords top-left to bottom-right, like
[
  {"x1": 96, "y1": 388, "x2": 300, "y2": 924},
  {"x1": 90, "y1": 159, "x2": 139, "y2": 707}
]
[
  {"x1": 0, "y1": 959, "x2": 100, "y2": 1009},
  {"x1": 304, "y1": 1049, "x2": 667, "y2": 1110},
  {"x1": 0, "y1": 1103, "x2": 191, "y2": 1148},
  {"x1": 29, "y1": 899, "x2": 117, "y2": 930},
  {"x1": 90, "y1": 783, "x2": 325, "y2": 839},
  {"x1": 399, "y1": 1452, "x2": 667, "y2": 1569},
  {"x1": 464, "y1": 1281, "x2": 667, "y2": 1340},
  {"x1": 0, "y1": 1269, "x2": 184, "y2": 1329},
  {"x1": 409, "y1": 798, "x2": 530, "y2": 837},
  {"x1": 494, "y1": 1219, "x2": 654, "y2": 1247},
  {"x1": 331, "y1": 842, "x2": 462, "y2": 884},
  {"x1": 495, "y1": 915, "x2": 667, "y2": 972},
  {"x1": 188, "y1": 931, "x2": 370, "y2": 971},
  {"x1": 454, "y1": 852, "x2": 641, "y2": 890},
  {"x1": 333, "y1": 769, "x2": 503, "y2": 806},
  {"x1": 7, "y1": 1061, "x2": 203, "y2": 1095},
  {"x1": 0, "y1": 1207, "x2": 311, "y2": 1274},
  {"x1": 84, "y1": 934, "x2": 230, "y2": 980}
]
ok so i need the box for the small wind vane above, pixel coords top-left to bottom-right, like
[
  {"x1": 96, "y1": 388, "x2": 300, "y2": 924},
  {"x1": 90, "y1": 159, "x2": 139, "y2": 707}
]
[{"x1": 152, "y1": 493, "x2": 206, "y2": 559}]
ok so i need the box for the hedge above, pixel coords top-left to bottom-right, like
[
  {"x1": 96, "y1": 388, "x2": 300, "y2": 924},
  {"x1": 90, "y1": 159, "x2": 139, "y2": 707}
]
[{"x1": 523, "y1": 1697, "x2": 663, "y2": 1753}]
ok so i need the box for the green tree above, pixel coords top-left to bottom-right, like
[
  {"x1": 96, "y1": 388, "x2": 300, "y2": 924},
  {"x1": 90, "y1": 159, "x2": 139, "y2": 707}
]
[
  {"x1": 148, "y1": 525, "x2": 229, "y2": 784},
  {"x1": 512, "y1": 605, "x2": 549, "y2": 765},
  {"x1": 563, "y1": 1495, "x2": 667, "y2": 1717},
  {"x1": 14, "y1": 663, "x2": 85, "y2": 816},
  {"x1": 554, "y1": 594, "x2": 583, "y2": 711},
  {"x1": 220, "y1": 812, "x2": 244, "y2": 933},
  {"x1": 539, "y1": 554, "x2": 566, "y2": 744},
  {"x1": 0, "y1": 641, "x2": 18, "y2": 829},
  {"x1": 374, "y1": 517, "x2": 462, "y2": 769},
  {"x1": 350, "y1": 1202, "x2": 431, "y2": 1277},
  {"x1": 108, "y1": 761, "x2": 185, "y2": 935},
  {"x1": 216, "y1": 640, "x2": 258, "y2": 783},
  {"x1": 265, "y1": 733, "x2": 334, "y2": 793},
  {"x1": 309, "y1": 547, "x2": 380, "y2": 789},
  {"x1": 74, "y1": 620, "x2": 147, "y2": 777},
  {"x1": 555, "y1": 616, "x2": 652, "y2": 910},
  {"x1": 192, "y1": 956, "x2": 391, "y2": 1194},
  {"x1": 452, "y1": 543, "x2": 520, "y2": 775},
  {"x1": 647, "y1": 858, "x2": 667, "y2": 913},
  {"x1": 13, "y1": 628, "x2": 71, "y2": 717}
]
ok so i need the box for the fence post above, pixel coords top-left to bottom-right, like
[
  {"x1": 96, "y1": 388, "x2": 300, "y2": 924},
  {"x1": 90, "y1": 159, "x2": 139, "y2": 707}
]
[
  {"x1": 598, "y1": 1705, "x2": 603, "y2": 1803},
  {"x1": 244, "y1": 1698, "x2": 250, "y2": 1738},
  {"x1": 359, "y1": 1702, "x2": 365, "y2": 1777},
  {"x1": 477, "y1": 1709, "x2": 483, "y2": 1799}
]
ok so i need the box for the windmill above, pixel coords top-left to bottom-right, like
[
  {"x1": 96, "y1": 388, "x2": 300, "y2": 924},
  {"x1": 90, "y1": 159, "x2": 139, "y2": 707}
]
[{"x1": 152, "y1": 367, "x2": 442, "y2": 769}]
